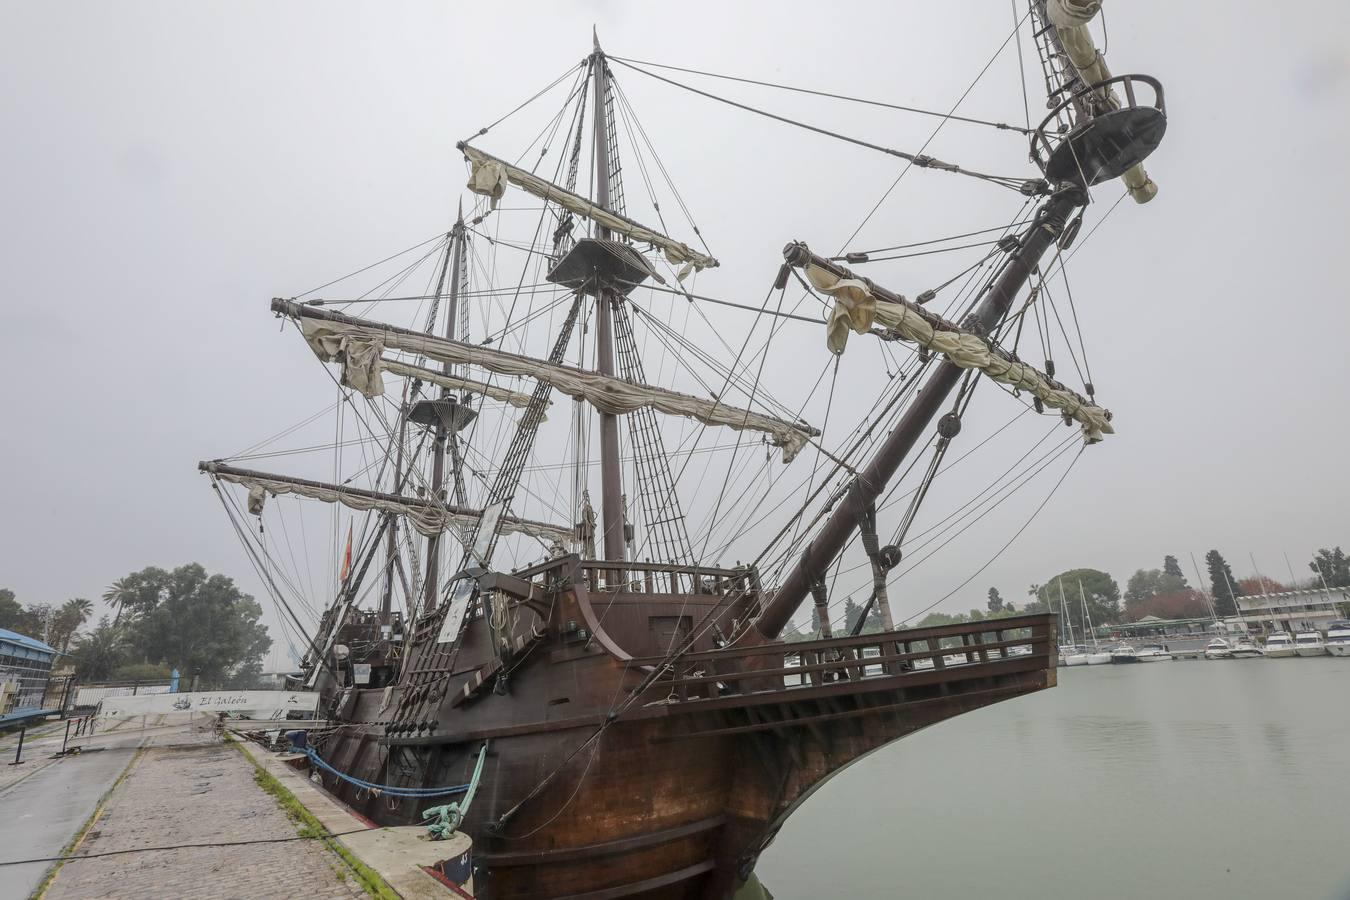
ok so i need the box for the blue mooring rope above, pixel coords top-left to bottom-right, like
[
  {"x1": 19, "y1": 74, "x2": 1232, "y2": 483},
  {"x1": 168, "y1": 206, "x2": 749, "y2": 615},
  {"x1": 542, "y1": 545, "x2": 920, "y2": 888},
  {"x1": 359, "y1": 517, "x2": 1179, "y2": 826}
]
[{"x1": 305, "y1": 746, "x2": 472, "y2": 799}]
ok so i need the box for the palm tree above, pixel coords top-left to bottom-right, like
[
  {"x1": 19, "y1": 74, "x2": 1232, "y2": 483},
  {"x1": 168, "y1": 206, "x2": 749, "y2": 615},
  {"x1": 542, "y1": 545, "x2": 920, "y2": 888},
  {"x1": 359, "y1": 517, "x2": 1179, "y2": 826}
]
[
  {"x1": 102, "y1": 578, "x2": 133, "y2": 626},
  {"x1": 71, "y1": 618, "x2": 125, "y2": 681},
  {"x1": 52, "y1": 597, "x2": 94, "y2": 652}
]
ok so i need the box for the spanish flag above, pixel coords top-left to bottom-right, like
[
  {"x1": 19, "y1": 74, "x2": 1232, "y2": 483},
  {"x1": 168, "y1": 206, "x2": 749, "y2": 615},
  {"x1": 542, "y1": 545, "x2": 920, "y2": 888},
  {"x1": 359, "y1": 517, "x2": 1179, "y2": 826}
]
[{"x1": 338, "y1": 522, "x2": 353, "y2": 584}]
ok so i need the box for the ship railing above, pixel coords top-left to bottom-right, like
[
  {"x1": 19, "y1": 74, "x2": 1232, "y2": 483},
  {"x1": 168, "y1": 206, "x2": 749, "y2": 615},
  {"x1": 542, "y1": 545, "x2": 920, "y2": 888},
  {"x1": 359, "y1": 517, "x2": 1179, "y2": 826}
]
[
  {"x1": 580, "y1": 560, "x2": 759, "y2": 598},
  {"x1": 631, "y1": 614, "x2": 1055, "y2": 701},
  {"x1": 503, "y1": 555, "x2": 761, "y2": 598}
]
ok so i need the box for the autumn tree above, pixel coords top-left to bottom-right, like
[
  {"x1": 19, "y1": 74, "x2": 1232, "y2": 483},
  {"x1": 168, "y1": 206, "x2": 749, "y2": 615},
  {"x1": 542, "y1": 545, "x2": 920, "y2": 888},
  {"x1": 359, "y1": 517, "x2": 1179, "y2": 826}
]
[
  {"x1": 1238, "y1": 576, "x2": 1287, "y2": 596},
  {"x1": 1205, "y1": 550, "x2": 1242, "y2": 617}
]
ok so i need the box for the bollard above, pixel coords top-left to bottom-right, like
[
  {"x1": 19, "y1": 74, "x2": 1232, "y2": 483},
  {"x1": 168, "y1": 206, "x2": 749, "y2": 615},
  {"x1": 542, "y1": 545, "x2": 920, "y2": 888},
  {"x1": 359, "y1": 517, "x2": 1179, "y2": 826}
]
[{"x1": 9, "y1": 726, "x2": 25, "y2": 766}]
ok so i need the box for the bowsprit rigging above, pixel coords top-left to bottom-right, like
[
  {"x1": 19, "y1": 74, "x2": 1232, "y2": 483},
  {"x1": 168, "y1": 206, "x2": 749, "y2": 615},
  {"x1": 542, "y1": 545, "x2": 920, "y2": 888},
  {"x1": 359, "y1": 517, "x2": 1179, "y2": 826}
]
[{"x1": 200, "y1": 7, "x2": 1168, "y2": 897}]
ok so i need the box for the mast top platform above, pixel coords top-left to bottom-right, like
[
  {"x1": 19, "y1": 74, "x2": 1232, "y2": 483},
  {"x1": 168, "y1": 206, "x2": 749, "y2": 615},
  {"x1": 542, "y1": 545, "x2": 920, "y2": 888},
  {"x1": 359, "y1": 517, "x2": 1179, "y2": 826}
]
[
  {"x1": 546, "y1": 238, "x2": 662, "y2": 297},
  {"x1": 1031, "y1": 74, "x2": 1166, "y2": 187}
]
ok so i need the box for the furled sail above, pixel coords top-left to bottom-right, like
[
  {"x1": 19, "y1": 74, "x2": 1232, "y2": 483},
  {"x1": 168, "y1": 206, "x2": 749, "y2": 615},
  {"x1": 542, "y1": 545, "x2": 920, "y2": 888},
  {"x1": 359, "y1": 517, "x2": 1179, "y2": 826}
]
[
  {"x1": 277, "y1": 300, "x2": 817, "y2": 462},
  {"x1": 801, "y1": 262, "x2": 1113, "y2": 443},
  {"x1": 1045, "y1": 0, "x2": 1156, "y2": 203},
  {"x1": 379, "y1": 357, "x2": 538, "y2": 412},
  {"x1": 459, "y1": 143, "x2": 718, "y2": 275},
  {"x1": 296, "y1": 318, "x2": 538, "y2": 410},
  {"x1": 200, "y1": 461, "x2": 575, "y2": 546}
]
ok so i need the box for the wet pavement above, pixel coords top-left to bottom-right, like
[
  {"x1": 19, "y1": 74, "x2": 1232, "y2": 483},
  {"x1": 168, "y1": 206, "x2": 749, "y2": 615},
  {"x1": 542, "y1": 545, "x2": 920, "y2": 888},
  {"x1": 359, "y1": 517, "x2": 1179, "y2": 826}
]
[{"x1": 0, "y1": 735, "x2": 142, "y2": 900}]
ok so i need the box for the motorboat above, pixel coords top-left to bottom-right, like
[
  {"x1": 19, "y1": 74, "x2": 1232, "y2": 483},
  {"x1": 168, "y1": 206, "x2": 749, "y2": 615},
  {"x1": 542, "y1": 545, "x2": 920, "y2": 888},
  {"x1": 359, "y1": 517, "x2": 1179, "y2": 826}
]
[
  {"x1": 1109, "y1": 644, "x2": 1139, "y2": 664},
  {"x1": 1203, "y1": 638, "x2": 1234, "y2": 660},
  {"x1": 1293, "y1": 631, "x2": 1327, "y2": 657},
  {"x1": 1230, "y1": 637, "x2": 1265, "y2": 658},
  {"x1": 1326, "y1": 620, "x2": 1350, "y2": 657},
  {"x1": 1263, "y1": 632, "x2": 1297, "y2": 658},
  {"x1": 1135, "y1": 644, "x2": 1172, "y2": 662}
]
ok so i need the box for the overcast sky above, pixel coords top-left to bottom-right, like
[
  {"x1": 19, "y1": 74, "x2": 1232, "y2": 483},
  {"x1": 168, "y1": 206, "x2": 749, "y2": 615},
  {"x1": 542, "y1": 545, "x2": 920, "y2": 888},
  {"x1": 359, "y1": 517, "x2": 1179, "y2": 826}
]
[{"x1": 3, "y1": 2, "x2": 1348, "y2": 668}]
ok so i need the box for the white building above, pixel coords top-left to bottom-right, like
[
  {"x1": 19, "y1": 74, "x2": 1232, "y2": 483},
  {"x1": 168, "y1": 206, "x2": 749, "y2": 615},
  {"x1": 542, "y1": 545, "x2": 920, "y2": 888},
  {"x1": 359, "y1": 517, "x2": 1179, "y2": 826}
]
[{"x1": 1233, "y1": 586, "x2": 1349, "y2": 634}]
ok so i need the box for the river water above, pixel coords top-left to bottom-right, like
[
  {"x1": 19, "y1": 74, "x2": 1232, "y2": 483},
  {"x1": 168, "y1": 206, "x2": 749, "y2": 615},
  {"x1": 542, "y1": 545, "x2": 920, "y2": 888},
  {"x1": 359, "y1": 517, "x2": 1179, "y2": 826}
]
[{"x1": 759, "y1": 656, "x2": 1350, "y2": 899}]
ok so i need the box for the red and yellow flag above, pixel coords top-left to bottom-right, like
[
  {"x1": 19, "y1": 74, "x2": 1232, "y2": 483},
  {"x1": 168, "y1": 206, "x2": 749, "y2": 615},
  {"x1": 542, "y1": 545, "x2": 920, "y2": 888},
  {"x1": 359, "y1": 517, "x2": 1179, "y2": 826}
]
[{"x1": 338, "y1": 522, "x2": 353, "y2": 584}]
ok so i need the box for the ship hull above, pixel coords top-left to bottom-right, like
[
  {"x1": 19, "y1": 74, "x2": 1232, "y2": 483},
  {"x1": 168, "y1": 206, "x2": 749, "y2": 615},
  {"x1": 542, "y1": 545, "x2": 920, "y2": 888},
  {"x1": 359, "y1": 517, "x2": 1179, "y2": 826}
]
[{"x1": 305, "y1": 566, "x2": 1055, "y2": 899}]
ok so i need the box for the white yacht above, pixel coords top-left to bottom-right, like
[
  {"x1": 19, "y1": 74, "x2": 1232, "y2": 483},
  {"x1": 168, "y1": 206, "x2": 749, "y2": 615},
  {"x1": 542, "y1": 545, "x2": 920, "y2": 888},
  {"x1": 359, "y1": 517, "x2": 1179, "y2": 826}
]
[
  {"x1": 1060, "y1": 646, "x2": 1090, "y2": 666},
  {"x1": 1134, "y1": 644, "x2": 1172, "y2": 662},
  {"x1": 1230, "y1": 636, "x2": 1265, "y2": 658},
  {"x1": 1325, "y1": 620, "x2": 1350, "y2": 657},
  {"x1": 1203, "y1": 638, "x2": 1234, "y2": 660},
  {"x1": 1263, "y1": 632, "x2": 1297, "y2": 658},
  {"x1": 1109, "y1": 644, "x2": 1139, "y2": 664},
  {"x1": 1293, "y1": 631, "x2": 1327, "y2": 657}
]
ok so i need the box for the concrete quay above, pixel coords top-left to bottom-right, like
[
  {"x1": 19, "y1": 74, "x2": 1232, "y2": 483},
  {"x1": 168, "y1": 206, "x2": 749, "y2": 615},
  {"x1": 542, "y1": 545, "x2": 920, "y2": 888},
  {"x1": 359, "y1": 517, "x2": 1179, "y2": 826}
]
[{"x1": 20, "y1": 725, "x2": 473, "y2": 900}]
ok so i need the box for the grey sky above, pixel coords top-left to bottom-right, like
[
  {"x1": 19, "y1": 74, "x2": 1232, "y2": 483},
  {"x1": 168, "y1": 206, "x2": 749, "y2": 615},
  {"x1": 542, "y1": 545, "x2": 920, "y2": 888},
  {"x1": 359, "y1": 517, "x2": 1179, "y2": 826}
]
[{"x1": 3, "y1": 2, "x2": 1348, "y2": 668}]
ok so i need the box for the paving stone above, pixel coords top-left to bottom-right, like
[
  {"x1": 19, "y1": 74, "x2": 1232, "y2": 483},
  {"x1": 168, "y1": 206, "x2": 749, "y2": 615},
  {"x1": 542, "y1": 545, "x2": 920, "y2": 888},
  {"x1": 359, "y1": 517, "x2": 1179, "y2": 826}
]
[{"x1": 44, "y1": 733, "x2": 365, "y2": 900}]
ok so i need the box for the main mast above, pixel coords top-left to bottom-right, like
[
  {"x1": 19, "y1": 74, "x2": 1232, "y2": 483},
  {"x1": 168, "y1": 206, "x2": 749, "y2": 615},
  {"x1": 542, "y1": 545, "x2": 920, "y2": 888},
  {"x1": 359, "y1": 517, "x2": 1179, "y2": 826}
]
[
  {"x1": 423, "y1": 207, "x2": 467, "y2": 610},
  {"x1": 590, "y1": 35, "x2": 626, "y2": 562}
]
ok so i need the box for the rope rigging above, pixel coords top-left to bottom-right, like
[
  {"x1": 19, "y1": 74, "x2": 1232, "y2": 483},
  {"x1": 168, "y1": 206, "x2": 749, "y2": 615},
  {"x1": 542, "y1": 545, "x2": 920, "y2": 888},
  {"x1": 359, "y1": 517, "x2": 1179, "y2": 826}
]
[
  {"x1": 608, "y1": 56, "x2": 1038, "y2": 194},
  {"x1": 608, "y1": 55, "x2": 1035, "y2": 135}
]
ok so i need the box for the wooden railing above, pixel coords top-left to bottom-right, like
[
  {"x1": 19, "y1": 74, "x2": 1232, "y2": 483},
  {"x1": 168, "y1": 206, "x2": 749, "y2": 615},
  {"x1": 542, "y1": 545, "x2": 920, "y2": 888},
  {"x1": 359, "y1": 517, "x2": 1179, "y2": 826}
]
[
  {"x1": 580, "y1": 560, "x2": 759, "y2": 597},
  {"x1": 631, "y1": 614, "x2": 1055, "y2": 702},
  {"x1": 503, "y1": 554, "x2": 761, "y2": 599}
]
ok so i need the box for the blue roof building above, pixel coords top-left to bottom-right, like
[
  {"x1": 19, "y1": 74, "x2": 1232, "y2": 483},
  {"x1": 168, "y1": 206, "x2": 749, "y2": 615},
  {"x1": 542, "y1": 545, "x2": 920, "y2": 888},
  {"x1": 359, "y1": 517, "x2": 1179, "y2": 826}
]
[{"x1": 0, "y1": 628, "x2": 59, "y2": 726}]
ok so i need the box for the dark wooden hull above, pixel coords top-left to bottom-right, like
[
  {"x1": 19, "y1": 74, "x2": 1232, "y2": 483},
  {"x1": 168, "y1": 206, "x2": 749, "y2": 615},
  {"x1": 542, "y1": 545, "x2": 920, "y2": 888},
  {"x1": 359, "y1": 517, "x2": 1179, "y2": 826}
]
[{"x1": 308, "y1": 557, "x2": 1056, "y2": 898}]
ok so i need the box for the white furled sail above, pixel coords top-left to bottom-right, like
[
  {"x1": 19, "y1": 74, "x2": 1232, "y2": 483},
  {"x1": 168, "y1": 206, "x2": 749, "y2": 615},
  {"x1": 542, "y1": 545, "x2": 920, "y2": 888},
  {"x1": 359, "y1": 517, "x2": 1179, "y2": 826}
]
[
  {"x1": 803, "y1": 263, "x2": 1113, "y2": 443},
  {"x1": 1045, "y1": 0, "x2": 1157, "y2": 203},
  {"x1": 459, "y1": 143, "x2": 718, "y2": 275},
  {"x1": 379, "y1": 357, "x2": 538, "y2": 412},
  {"x1": 202, "y1": 462, "x2": 575, "y2": 546},
  {"x1": 284, "y1": 304, "x2": 818, "y2": 462}
]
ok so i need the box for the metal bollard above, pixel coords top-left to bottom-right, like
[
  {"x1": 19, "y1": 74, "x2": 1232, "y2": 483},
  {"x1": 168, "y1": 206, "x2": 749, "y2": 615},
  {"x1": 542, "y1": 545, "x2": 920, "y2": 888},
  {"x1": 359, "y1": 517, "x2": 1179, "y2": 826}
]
[{"x1": 9, "y1": 727, "x2": 25, "y2": 766}]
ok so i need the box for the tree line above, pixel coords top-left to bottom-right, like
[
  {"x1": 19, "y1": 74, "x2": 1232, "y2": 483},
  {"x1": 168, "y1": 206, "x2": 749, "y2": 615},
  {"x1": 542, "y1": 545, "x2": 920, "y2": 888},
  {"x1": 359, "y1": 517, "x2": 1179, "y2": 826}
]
[
  {"x1": 910, "y1": 546, "x2": 1350, "y2": 638},
  {"x1": 0, "y1": 564, "x2": 271, "y2": 689}
]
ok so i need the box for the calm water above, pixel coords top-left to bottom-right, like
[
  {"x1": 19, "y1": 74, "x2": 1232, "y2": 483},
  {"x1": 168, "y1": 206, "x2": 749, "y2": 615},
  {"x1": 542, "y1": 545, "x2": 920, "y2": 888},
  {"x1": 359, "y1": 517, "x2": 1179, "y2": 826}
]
[{"x1": 759, "y1": 657, "x2": 1350, "y2": 899}]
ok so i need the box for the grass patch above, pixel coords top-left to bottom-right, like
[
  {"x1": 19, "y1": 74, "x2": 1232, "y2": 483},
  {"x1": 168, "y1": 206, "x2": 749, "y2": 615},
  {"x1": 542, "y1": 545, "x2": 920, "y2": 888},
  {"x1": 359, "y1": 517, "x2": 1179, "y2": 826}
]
[{"x1": 229, "y1": 738, "x2": 399, "y2": 900}]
